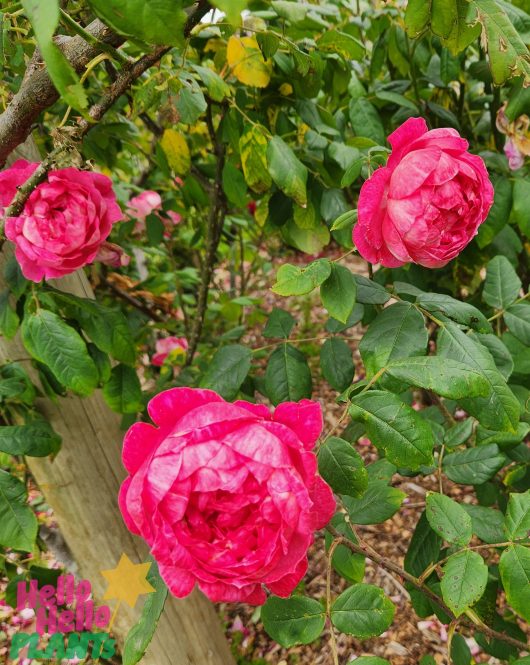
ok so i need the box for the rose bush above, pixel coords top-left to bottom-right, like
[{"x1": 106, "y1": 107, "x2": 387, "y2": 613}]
[
  {"x1": 119, "y1": 388, "x2": 335, "y2": 603},
  {"x1": 2, "y1": 161, "x2": 122, "y2": 281},
  {"x1": 353, "y1": 117, "x2": 494, "y2": 268},
  {"x1": 2, "y1": 2, "x2": 530, "y2": 663}
]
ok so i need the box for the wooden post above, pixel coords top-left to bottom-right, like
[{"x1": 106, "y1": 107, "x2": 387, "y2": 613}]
[{"x1": 0, "y1": 145, "x2": 235, "y2": 665}]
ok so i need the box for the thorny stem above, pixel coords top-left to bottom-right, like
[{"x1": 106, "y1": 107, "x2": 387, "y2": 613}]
[
  {"x1": 326, "y1": 526, "x2": 529, "y2": 653},
  {"x1": 418, "y1": 539, "x2": 529, "y2": 585}
]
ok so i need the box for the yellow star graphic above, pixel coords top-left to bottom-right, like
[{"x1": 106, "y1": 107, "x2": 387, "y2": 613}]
[{"x1": 101, "y1": 554, "x2": 156, "y2": 608}]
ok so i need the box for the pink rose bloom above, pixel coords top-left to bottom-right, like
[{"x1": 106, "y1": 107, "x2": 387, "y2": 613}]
[
  {"x1": 126, "y1": 190, "x2": 162, "y2": 220},
  {"x1": 165, "y1": 210, "x2": 182, "y2": 226},
  {"x1": 353, "y1": 117, "x2": 494, "y2": 268},
  {"x1": 151, "y1": 337, "x2": 188, "y2": 366},
  {"x1": 95, "y1": 241, "x2": 130, "y2": 268},
  {"x1": 119, "y1": 388, "x2": 335, "y2": 604},
  {"x1": 504, "y1": 138, "x2": 525, "y2": 170},
  {"x1": 3, "y1": 161, "x2": 122, "y2": 282}
]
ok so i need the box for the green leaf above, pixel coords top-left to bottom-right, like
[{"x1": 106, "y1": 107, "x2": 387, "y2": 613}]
[
  {"x1": 330, "y1": 210, "x2": 358, "y2": 232},
  {"x1": 267, "y1": 136, "x2": 308, "y2": 207},
  {"x1": 317, "y1": 30, "x2": 364, "y2": 60},
  {"x1": 476, "y1": 421, "x2": 530, "y2": 449},
  {"x1": 470, "y1": 0, "x2": 530, "y2": 85},
  {"x1": 441, "y1": 550, "x2": 488, "y2": 616},
  {"x1": 199, "y1": 345, "x2": 251, "y2": 400},
  {"x1": 283, "y1": 219, "x2": 330, "y2": 255},
  {"x1": 444, "y1": 419, "x2": 474, "y2": 448},
  {"x1": 87, "y1": 0, "x2": 187, "y2": 46},
  {"x1": 265, "y1": 344, "x2": 312, "y2": 405},
  {"x1": 512, "y1": 178, "x2": 530, "y2": 236},
  {"x1": 320, "y1": 338, "x2": 354, "y2": 392},
  {"x1": 257, "y1": 32, "x2": 280, "y2": 59},
  {"x1": 477, "y1": 175, "x2": 513, "y2": 248},
  {"x1": 47, "y1": 291, "x2": 136, "y2": 366},
  {"x1": 22, "y1": 0, "x2": 87, "y2": 111},
  {"x1": 318, "y1": 436, "x2": 368, "y2": 497},
  {"x1": 102, "y1": 364, "x2": 142, "y2": 414},
  {"x1": 261, "y1": 596, "x2": 325, "y2": 648},
  {"x1": 349, "y1": 98, "x2": 386, "y2": 145},
  {"x1": 350, "y1": 659, "x2": 390, "y2": 665},
  {"x1": 0, "y1": 469, "x2": 38, "y2": 552},
  {"x1": 193, "y1": 65, "x2": 231, "y2": 102},
  {"x1": 404, "y1": 511, "x2": 442, "y2": 578},
  {"x1": 325, "y1": 514, "x2": 366, "y2": 583},
  {"x1": 326, "y1": 304, "x2": 364, "y2": 333},
  {"x1": 359, "y1": 303, "x2": 428, "y2": 378},
  {"x1": 176, "y1": 80, "x2": 207, "y2": 124},
  {"x1": 353, "y1": 275, "x2": 391, "y2": 305},
  {"x1": 77, "y1": 304, "x2": 136, "y2": 366},
  {"x1": 0, "y1": 423, "x2": 61, "y2": 457},
  {"x1": 426, "y1": 492, "x2": 473, "y2": 546},
  {"x1": 271, "y1": 1, "x2": 308, "y2": 23},
  {"x1": 331, "y1": 584, "x2": 395, "y2": 638},
  {"x1": 320, "y1": 265, "x2": 357, "y2": 324},
  {"x1": 441, "y1": 0, "x2": 482, "y2": 53},
  {"x1": 417, "y1": 293, "x2": 492, "y2": 333},
  {"x1": 263, "y1": 308, "x2": 296, "y2": 339},
  {"x1": 431, "y1": 0, "x2": 458, "y2": 38},
  {"x1": 272, "y1": 260, "x2": 331, "y2": 296},
  {"x1": 437, "y1": 323, "x2": 520, "y2": 433},
  {"x1": 462, "y1": 505, "x2": 505, "y2": 544},
  {"x1": 386, "y1": 356, "x2": 490, "y2": 399},
  {"x1": 504, "y1": 490, "x2": 530, "y2": 540},
  {"x1": 0, "y1": 290, "x2": 19, "y2": 340},
  {"x1": 483, "y1": 256, "x2": 522, "y2": 310},
  {"x1": 405, "y1": 0, "x2": 431, "y2": 37},
  {"x1": 443, "y1": 445, "x2": 506, "y2": 485},
  {"x1": 343, "y1": 481, "x2": 405, "y2": 525},
  {"x1": 222, "y1": 162, "x2": 247, "y2": 207},
  {"x1": 349, "y1": 391, "x2": 434, "y2": 470},
  {"x1": 504, "y1": 303, "x2": 530, "y2": 346},
  {"x1": 499, "y1": 544, "x2": 530, "y2": 622},
  {"x1": 210, "y1": 0, "x2": 247, "y2": 25},
  {"x1": 122, "y1": 559, "x2": 168, "y2": 665},
  {"x1": 22, "y1": 309, "x2": 98, "y2": 396},
  {"x1": 239, "y1": 124, "x2": 272, "y2": 194},
  {"x1": 474, "y1": 333, "x2": 514, "y2": 380}
]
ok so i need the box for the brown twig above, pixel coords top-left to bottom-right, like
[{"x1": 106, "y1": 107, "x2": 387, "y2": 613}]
[
  {"x1": 101, "y1": 277, "x2": 165, "y2": 322},
  {"x1": 326, "y1": 526, "x2": 529, "y2": 653},
  {"x1": 185, "y1": 102, "x2": 227, "y2": 364}
]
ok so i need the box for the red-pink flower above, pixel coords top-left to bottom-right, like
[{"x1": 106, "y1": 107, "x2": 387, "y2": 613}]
[
  {"x1": 119, "y1": 388, "x2": 335, "y2": 604},
  {"x1": 126, "y1": 190, "x2": 162, "y2": 220},
  {"x1": 353, "y1": 117, "x2": 494, "y2": 268},
  {"x1": 95, "y1": 241, "x2": 130, "y2": 268},
  {"x1": 3, "y1": 161, "x2": 122, "y2": 281},
  {"x1": 151, "y1": 337, "x2": 188, "y2": 366}
]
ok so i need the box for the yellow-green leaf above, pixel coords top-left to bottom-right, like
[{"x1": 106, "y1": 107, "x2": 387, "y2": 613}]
[
  {"x1": 160, "y1": 129, "x2": 191, "y2": 175},
  {"x1": 227, "y1": 36, "x2": 272, "y2": 88}
]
